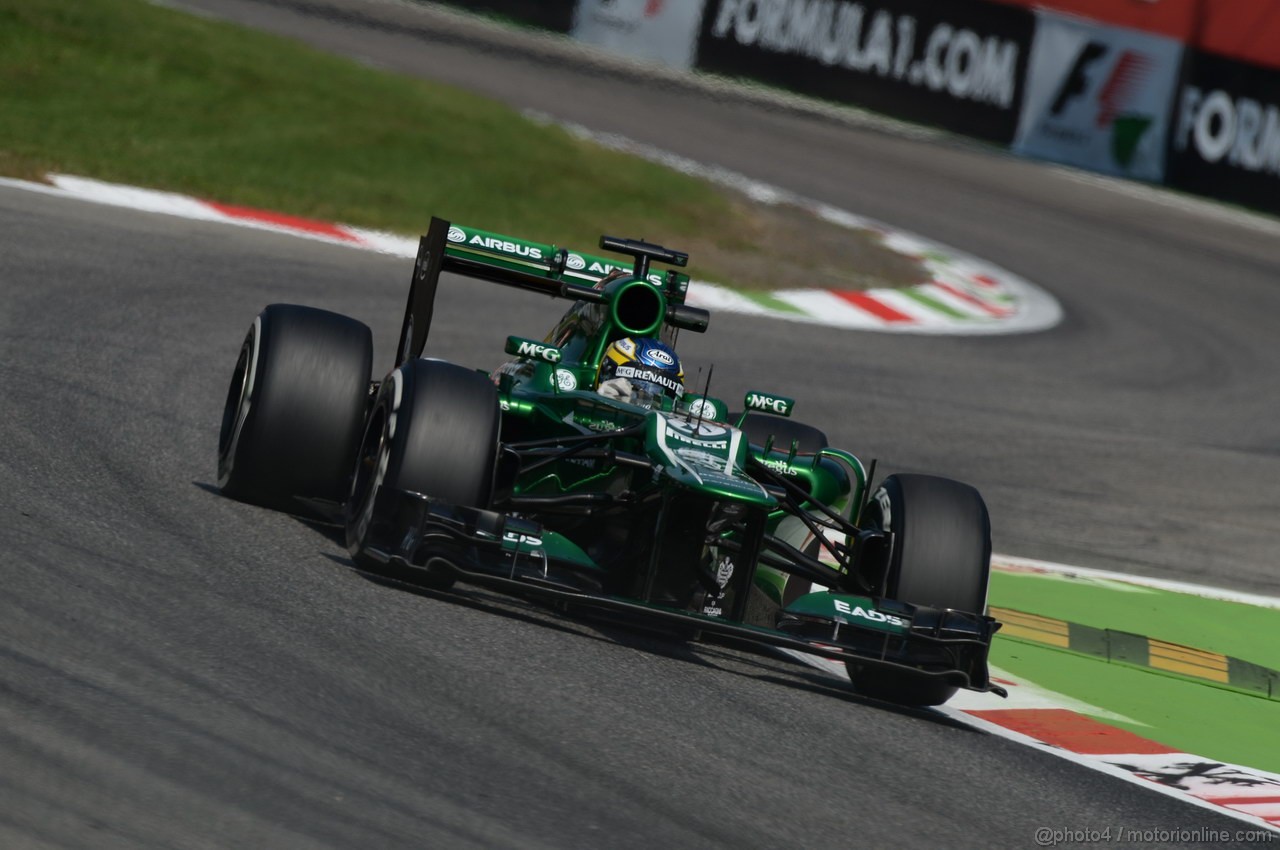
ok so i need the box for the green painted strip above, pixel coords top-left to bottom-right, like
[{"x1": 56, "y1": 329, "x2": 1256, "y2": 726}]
[
  {"x1": 997, "y1": 608, "x2": 1279, "y2": 700},
  {"x1": 900, "y1": 287, "x2": 971, "y2": 320},
  {"x1": 1108, "y1": 631, "x2": 1151, "y2": 668},
  {"x1": 1067, "y1": 621, "x2": 1108, "y2": 658},
  {"x1": 1228, "y1": 658, "x2": 1279, "y2": 698},
  {"x1": 989, "y1": 569, "x2": 1280, "y2": 668},
  {"x1": 998, "y1": 633, "x2": 1274, "y2": 702},
  {"x1": 741, "y1": 289, "x2": 806, "y2": 315}
]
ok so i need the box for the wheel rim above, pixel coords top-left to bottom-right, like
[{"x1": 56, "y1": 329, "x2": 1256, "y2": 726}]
[
  {"x1": 217, "y1": 321, "x2": 259, "y2": 486},
  {"x1": 347, "y1": 404, "x2": 389, "y2": 549}
]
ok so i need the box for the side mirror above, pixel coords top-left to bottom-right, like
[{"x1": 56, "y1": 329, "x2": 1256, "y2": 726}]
[{"x1": 666, "y1": 304, "x2": 710, "y2": 333}]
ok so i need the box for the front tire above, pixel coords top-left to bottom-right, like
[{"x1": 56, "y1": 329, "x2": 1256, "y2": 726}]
[
  {"x1": 218, "y1": 304, "x2": 372, "y2": 512},
  {"x1": 849, "y1": 473, "x2": 991, "y2": 706},
  {"x1": 345, "y1": 359, "x2": 500, "y2": 589}
]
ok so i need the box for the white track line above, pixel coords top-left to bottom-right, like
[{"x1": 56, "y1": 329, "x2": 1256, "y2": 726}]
[
  {"x1": 2, "y1": 165, "x2": 1063, "y2": 334},
  {"x1": 993, "y1": 553, "x2": 1280, "y2": 610},
  {"x1": 527, "y1": 111, "x2": 1063, "y2": 335}
]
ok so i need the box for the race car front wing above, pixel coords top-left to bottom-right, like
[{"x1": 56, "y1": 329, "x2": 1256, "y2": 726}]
[{"x1": 353, "y1": 488, "x2": 1006, "y2": 697}]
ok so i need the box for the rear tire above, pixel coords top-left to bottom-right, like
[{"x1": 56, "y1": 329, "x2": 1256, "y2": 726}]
[
  {"x1": 848, "y1": 473, "x2": 991, "y2": 706},
  {"x1": 345, "y1": 359, "x2": 500, "y2": 589},
  {"x1": 218, "y1": 304, "x2": 372, "y2": 512}
]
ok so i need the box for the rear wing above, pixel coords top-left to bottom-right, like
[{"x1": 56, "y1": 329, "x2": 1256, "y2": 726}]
[{"x1": 396, "y1": 217, "x2": 709, "y2": 367}]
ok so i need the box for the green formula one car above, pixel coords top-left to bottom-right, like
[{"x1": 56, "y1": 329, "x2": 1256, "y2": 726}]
[{"x1": 217, "y1": 218, "x2": 1005, "y2": 707}]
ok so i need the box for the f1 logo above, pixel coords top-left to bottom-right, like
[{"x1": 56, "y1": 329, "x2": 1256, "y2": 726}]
[{"x1": 1051, "y1": 41, "x2": 1107, "y2": 116}]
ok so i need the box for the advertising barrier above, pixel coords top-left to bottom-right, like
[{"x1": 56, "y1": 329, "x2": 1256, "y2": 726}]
[
  {"x1": 1013, "y1": 12, "x2": 1183, "y2": 181},
  {"x1": 572, "y1": 0, "x2": 709, "y2": 70},
  {"x1": 1166, "y1": 51, "x2": 1280, "y2": 215},
  {"x1": 695, "y1": 0, "x2": 1035, "y2": 144},
  {"x1": 467, "y1": 0, "x2": 1280, "y2": 217}
]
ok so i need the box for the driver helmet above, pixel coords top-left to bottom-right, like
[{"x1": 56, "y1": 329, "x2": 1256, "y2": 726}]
[{"x1": 599, "y1": 336, "x2": 685, "y2": 409}]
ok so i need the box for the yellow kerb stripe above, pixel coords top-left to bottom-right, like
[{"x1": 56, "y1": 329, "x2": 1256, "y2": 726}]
[
  {"x1": 990, "y1": 607, "x2": 1070, "y2": 648},
  {"x1": 1149, "y1": 640, "x2": 1230, "y2": 682}
]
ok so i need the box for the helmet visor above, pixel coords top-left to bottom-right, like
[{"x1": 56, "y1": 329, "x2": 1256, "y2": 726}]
[{"x1": 629, "y1": 379, "x2": 672, "y2": 410}]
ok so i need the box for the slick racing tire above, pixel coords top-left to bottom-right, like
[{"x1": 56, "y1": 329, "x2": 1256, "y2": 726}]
[
  {"x1": 737, "y1": 413, "x2": 828, "y2": 455},
  {"x1": 218, "y1": 304, "x2": 373, "y2": 513},
  {"x1": 848, "y1": 474, "x2": 991, "y2": 707},
  {"x1": 345, "y1": 358, "x2": 500, "y2": 590}
]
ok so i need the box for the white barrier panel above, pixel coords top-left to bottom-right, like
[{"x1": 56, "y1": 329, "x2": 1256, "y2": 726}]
[
  {"x1": 1014, "y1": 11, "x2": 1183, "y2": 181},
  {"x1": 572, "y1": 0, "x2": 707, "y2": 70}
]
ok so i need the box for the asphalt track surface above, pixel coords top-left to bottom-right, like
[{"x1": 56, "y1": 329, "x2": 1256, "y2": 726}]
[{"x1": 2, "y1": 1, "x2": 1279, "y2": 847}]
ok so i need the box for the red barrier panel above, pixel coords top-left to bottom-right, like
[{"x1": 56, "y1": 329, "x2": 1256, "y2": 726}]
[
  {"x1": 993, "y1": 0, "x2": 1280, "y2": 69},
  {"x1": 988, "y1": 0, "x2": 1198, "y2": 40},
  {"x1": 1198, "y1": 1, "x2": 1280, "y2": 70}
]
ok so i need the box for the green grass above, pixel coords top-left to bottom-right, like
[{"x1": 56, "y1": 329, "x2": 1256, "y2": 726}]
[
  {"x1": 992, "y1": 641, "x2": 1280, "y2": 774},
  {"x1": 989, "y1": 570, "x2": 1280, "y2": 668},
  {"x1": 0, "y1": 0, "x2": 745, "y2": 268},
  {"x1": 988, "y1": 569, "x2": 1280, "y2": 774},
  {"x1": 0, "y1": 0, "x2": 917, "y2": 292}
]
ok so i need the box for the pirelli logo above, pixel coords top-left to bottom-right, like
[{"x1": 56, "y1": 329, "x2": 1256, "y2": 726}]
[{"x1": 989, "y1": 606, "x2": 1278, "y2": 700}]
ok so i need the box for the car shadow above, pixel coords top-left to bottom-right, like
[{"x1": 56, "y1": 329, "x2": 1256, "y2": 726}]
[
  {"x1": 200, "y1": 480, "x2": 979, "y2": 728},
  {"x1": 320, "y1": 549, "x2": 979, "y2": 730}
]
